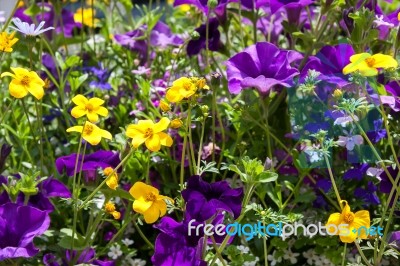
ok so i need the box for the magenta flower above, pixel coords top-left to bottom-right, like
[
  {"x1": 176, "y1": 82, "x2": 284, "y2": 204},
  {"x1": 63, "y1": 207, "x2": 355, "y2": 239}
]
[
  {"x1": 0, "y1": 203, "x2": 50, "y2": 260},
  {"x1": 226, "y1": 42, "x2": 302, "y2": 94}
]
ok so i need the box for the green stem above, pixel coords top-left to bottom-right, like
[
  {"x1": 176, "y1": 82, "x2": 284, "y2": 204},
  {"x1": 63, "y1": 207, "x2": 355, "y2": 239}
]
[
  {"x1": 341, "y1": 243, "x2": 347, "y2": 266},
  {"x1": 355, "y1": 241, "x2": 372, "y2": 266},
  {"x1": 133, "y1": 220, "x2": 155, "y2": 249},
  {"x1": 180, "y1": 105, "x2": 192, "y2": 189},
  {"x1": 196, "y1": 118, "x2": 206, "y2": 174},
  {"x1": 263, "y1": 221, "x2": 269, "y2": 266},
  {"x1": 34, "y1": 100, "x2": 44, "y2": 176},
  {"x1": 323, "y1": 153, "x2": 342, "y2": 207}
]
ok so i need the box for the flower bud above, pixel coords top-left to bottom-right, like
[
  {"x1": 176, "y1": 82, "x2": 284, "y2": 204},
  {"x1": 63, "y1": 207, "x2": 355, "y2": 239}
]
[
  {"x1": 208, "y1": 0, "x2": 218, "y2": 9},
  {"x1": 160, "y1": 100, "x2": 171, "y2": 112},
  {"x1": 200, "y1": 105, "x2": 209, "y2": 117},
  {"x1": 170, "y1": 118, "x2": 183, "y2": 129},
  {"x1": 333, "y1": 89, "x2": 343, "y2": 99},
  {"x1": 190, "y1": 31, "x2": 200, "y2": 40}
]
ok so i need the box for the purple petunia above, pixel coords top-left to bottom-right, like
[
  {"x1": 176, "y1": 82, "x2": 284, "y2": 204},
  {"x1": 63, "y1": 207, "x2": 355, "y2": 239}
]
[
  {"x1": 181, "y1": 175, "x2": 243, "y2": 222},
  {"x1": 43, "y1": 248, "x2": 115, "y2": 266},
  {"x1": 55, "y1": 150, "x2": 120, "y2": 177},
  {"x1": 0, "y1": 203, "x2": 50, "y2": 260},
  {"x1": 150, "y1": 22, "x2": 183, "y2": 49},
  {"x1": 187, "y1": 18, "x2": 222, "y2": 56},
  {"x1": 269, "y1": 0, "x2": 314, "y2": 25},
  {"x1": 86, "y1": 64, "x2": 112, "y2": 90},
  {"x1": 226, "y1": 42, "x2": 302, "y2": 95},
  {"x1": 174, "y1": 0, "x2": 231, "y2": 18},
  {"x1": 114, "y1": 26, "x2": 148, "y2": 62},
  {"x1": 354, "y1": 181, "x2": 380, "y2": 206}
]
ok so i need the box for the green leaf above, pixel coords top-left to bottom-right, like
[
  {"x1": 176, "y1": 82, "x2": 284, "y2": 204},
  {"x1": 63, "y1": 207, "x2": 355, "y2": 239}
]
[
  {"x1": 255, "y1": 171, "x2": 278, "y2": 183},
  {"x1": 58, "y1": 228, "x2": 87, "y2": 250},
  {"x1": 24, "y1": 3, "x2": 42, "y2": 16}
]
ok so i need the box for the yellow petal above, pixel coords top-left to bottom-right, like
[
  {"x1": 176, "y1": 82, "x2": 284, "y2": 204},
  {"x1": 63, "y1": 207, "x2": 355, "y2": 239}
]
[
  {"x1": 153, "y1": 117, "x2": 170, "y2": 133},
  {"x1": 145, "y1": 134, "x2": 161, "y2": 152},
  {"x1": 352, "y1": 210, "x2": 370, "y2": 239},
  {"x1": 71, "y1": 106, "x2": 86, "y2": 118},
  {"x1": 72, "y1": 94, "x2": 88, "y2": 106},
  {"x1": 10, "y1": 67, "x2": 28, "y2": 76},
  {"x1": 126, "y1": 125, "x2": 142, "y2": 137},
  {"x1": 96, "y1": 106, "x2": 108, "y2": 116},
  {"x1": 88, "y1": 97, "x2": 105, "y2": 107},
  {"x1": 339, "y1": 228, "x2": 358, "y2": 243},
  {"x1": 131, "y1": 134, "x2": 147, "y2": 148},
  {"x1": 349, "y1": 53, "x2": 371, "y2": 63},
  {"x1": 0, "y1": 71, "x2": 16, "y2": 78},
  {"x1": 137, "y1": 120, "x2": 155, "y2": 131},
  {"x1": 326, "y1": 213, "x2": 341, "y2": 234},
  {"x1": 99, "y1": 129, "x2": 112, "y2": 140},
  {"x1": 133, "y1": 199, "x2": 153, "y2": 214},
  {"x1": 66, "y1": 126, "x2": 83, "y2": 133},
  {"x1": 27, "y1": 83, "x2": 44, "y2": 100},
  {"x1": 356, "y1": 64, "x2": 378, "y2": 76},
  {"x1": 83, "y1": 133, "x2": 102, "y2": 145},
  {"x1": 129, "y1": 182, "x2": 159, "y2": 199},
  {"x1": 143, "y1": 203, "x2": 161, "y2": 224},
  {"x1": 340, "y1": 200, "x2": 351, "y2": 216},
  {"x1": 166, "y1": 87, "x2": 184, "y2": 103},
  {"x1": 29, "y1": 72, "x2": 45, "y2": 86},
  {"x1": 370, "y1": 54, "x2": 398, "y2": 69},
  {"x1": 158, "y1": 132, "x2": 173, "y2": 147},
  {"x1": 9, "y1": 81, "x2": 28, "y2": 98},
  {"x1": 87, "y1": 112, "x2": 99, "y2": 123},
  {"x1": 154, "y1": 199, "x2": 167, "y2": 217}
]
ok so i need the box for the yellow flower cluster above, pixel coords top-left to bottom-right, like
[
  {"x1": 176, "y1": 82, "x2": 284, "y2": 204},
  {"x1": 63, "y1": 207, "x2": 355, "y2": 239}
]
[
  {"x1": 104, "y1": 201, "x2": 121, "y2": 220},
  {"x1": 165, "y1": 76, "x2": 209, "y2": 103},
  {"x1": 343, "y1": 53, "x2": 398, "y2": 76},
  {"x1": 104, "y1": 167, "x2": 118, "y2": 190},
  {"x1": 74, "y1": 8, "x2": 99, "y2": 28},
  {"x1": 0, "y1": 32, "x2": 18, "y2": 53}
]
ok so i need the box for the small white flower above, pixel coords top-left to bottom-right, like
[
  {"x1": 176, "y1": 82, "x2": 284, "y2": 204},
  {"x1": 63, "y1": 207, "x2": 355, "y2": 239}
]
[
  {"x1": 243, "y1": 261, "x2": 257, "y2": 266},
  {"x1": 303, "y1": 249, "x2": 317, "y2": 265},
  {"x1": 283, "y1": 249, "x2": 300, "y2": 264},
  {"x1": 0, "y1": 11, "x2": 5, "y2": 23},
  {"x1": 373, "y1": 15, "x2": 395, "y2": 28},
  {"x1": 9, "y1": 17, "x2": 54, "y2": 36},
  {"x1": 108, "y1": 244, "x2": 122, "y2": 259},
  {"x1": 124, "y1": 258, "x2": 146, "y2": 266},
  {"x1": 122, "y1": 238, "x2": 134, "y2": 246},
  {"x1": 267, "y1": 251, "x2": 282, "y2": 266},
  {"x1": 237, "y1": 245, "x2": 250, "y2": 254}
]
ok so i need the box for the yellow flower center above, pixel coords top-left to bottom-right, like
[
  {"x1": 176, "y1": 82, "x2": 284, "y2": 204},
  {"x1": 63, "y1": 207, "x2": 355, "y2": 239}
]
[
  {"x1": 105, "y1": 202, "x2": 116, "y2": 213},
  {"x1": 145, "y1": 192, "x2": 156, "y2": 202},
  {"x1": 183, "y1": 81, "x2": 192, "y2": 91},
  {"x1": 21, "y1": 75, "x2": 30, "y2": 86},
  {"x1": 344, "y1": 212, "x2": 355, "y2": 224},
  {"x1": 144, "y1": 128, "x2": 153, "y2": 138},
  {"x1": 83, "y1": 124, "x2": 94, "y2": 135},
  {"x1": 365, "y1": 58, "x2": 376, "y2": 67},
  {"x1": 85, "y1": 103, "x2": 94, "y2": 112}
]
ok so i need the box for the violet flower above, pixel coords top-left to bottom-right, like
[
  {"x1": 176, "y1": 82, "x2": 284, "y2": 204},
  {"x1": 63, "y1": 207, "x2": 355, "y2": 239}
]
[
  {"x1": 150, "y1": 21, "x2": 183, "y2": 49},
  {"x1": 389, "y1": 231, "x2": 400, "y2": 250},
  {"x1": 343, "y1": 163, "x2": 369, "y2": 181},
  {"x1": 87, "y1": 64, "x2": 112, "y2": 90},
  {"x1": 269, "y1": 0, "x2": 314, "y2": 25},
  {"x1": 152, "y1": 217, "x2": 206, "y2": 266},
  {"x1": 187, "y1": 18, "x2": 222, "y2": 56},
  {"x1": 44, "y1": 248, "x2": 115, "y2": 266},
  {"x1": 226, "y1": 42, "x2": 302, "y2": 95},
  {"x1": 174, "y1": 0, "x2": 231, "y2": 18},
  {"x1": 366, "y1": 119, "x2": 387, "y2": 143},
  {"x1": 0, "y1": 203, "x2": 50, "y2": 260},
  {"x1": 354, "y1": 181, "x2": 380, "y2": 206},
  {"x1": 181, "y1": 175, "x2": 243, "y2": 222},
  {"x1": 114, "y1": 26, "x2": 148, "y2": 62},
  {"x1": 55, "y1": 150, "x2": 120, "y2": 179}
]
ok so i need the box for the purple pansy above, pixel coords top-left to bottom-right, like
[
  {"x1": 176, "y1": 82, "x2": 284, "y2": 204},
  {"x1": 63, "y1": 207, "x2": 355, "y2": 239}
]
[
  {"x1": 354, "y1": 181, "x2": 380, "y2": 205},
  {"x1": 226, "y1": 42, "x2": 302, "y2": 95},
  {"x1": 381, "y1": 80, "x2": 400, "y2": 112},
  {"x1": 55, "y1": 150, "x2": 120, "y2": 177},
  {"x1": 366, "y1": 119, "x2": 387, "y2": 143},
  {"x1": 150, "y1": 22, "x2": 183, "y2": 49},
  {"x1": 152, "y1": 217, "x2": 206, "y2": 266},
  {"x1": 181, "y1": 175, "x2": 243, "y2": 222},
  {"x1": 187, "y1": 18, "x2": 222, "y2": 56},
  {"x1": 389, "y1": 231, "x2": 400, "y2": 250},
  {"x1": 343, "y1": 163, "x2": 369, "y2": 181},
  {"x1": 378, "y1": 166, "x2": 399, "y2": 194},
  {"x1": 86, "y1": 64, "x2": 112, "y2": 90},
  {"x1": 0, "y1": 203, "x2": 50, "y2": 260},
  {"x1": 114, "y1": 26, "x2": 148, "y2": 62}
]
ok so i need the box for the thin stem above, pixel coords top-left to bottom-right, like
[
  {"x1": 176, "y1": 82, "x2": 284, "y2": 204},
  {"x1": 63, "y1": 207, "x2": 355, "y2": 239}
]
[
  {"x1": 196, "y1": 118, "x2": 206, "y2": 174},
  {"x1": 263, "y1": 221, "x2": 269, "y2": 266},
  {"x1": 323, "y1": 153, "x2": 342, "y2": 207},
  {"x1": 355, "y1": 241, "x2": 372, "y2": 266},
  {"x1": 180, "y1": 105, "x2": 191, "y2": 189},
  {"x1": 341, "y1": 243, "x2": 347, "y2": 266},
  {"x1": 133, "y1": 220, "x2": 154, "y2": 249},
  {"x1": 34, "y1": 100, "x2": 44, "y2": 176}
]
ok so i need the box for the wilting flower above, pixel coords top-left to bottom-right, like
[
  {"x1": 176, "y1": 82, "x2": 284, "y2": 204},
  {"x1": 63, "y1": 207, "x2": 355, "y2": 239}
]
[
  {"x1": 104, "y1": 167, "x2": 118, "y2": 190},
  {"x1": 56, "y1": 150, "x2": 120, "y2": 177},
  {"x1": 74, "y1": 8, "x2": 99, "y2": 27},
  {"x1": 129, "y1": 182, "x2": 174, "y2": 223},
  {"x1": 66, "y1": 121, "x2": 112, "y2": 145},
  {"x1": 104, "y1": 201, "x2": 121, "y2": 220},
  {"x1": 1, "y1": 67, "x2": 45, "y2": 100},
  {"x1": 226, "y1": 42, "x2": 301, "y2": 94},
  {"x1": 326, "y1": 200, "x2": 370, "y2": 243},
  {"x1": 0, "y1": 203, "x2": 50, "y2": 260},
  {"x1": 126, "y1": 117, "x2": 173, "y2": 152},
  {"x1": 71, "y1": 94, "x2": 108, "y2": 122},
  {"x1": 0, "y1": 31, "x2": 18, "y2": 52},
  {"x1": 343, "y1": 53, "x2": 398, "y2": 76},
  {"x1": 182, "y1": 175, "x2": 243, "y2": 222},
  {"x1": 9, "y1": 18, "x2": 54, "y2": 36}
]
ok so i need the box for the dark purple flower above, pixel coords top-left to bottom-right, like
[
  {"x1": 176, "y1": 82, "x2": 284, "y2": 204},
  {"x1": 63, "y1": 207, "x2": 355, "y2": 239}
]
[
  {"x1": 0, "y1": 143, "x2": 11, "y2": 174},
  {"x1": 55, "y1": 150, "x2": 120, "y2": 177},
  {"x1": 0, "y1": 203, "x2": 50, "y2": 260},
  {"x1": 343, "y1": 163, "x2": 369, "y2": 181},
  {"x1": 181, "y1": 175, "x2": 243, "y2": 222},
  {"x1": 14, "y1": 4, "x2": 80, "y2": 38},
  {"x1": 256, "y1": 8, "x2": 284, "y2": 44},
  {"x1": 152, "y1": 217, "x2": 206, "y2": 266},
  {"x1": 381, "y1": 80, "x2": 400, "y2": 112},
  {"x1": 226, "y1": 42, "x2": 302, "y2": 94},
  {"x1": 86, "y1": 64, "x2": 112, "y2": 90},
  {"x1": 174, "y1": 0, "x2": 231, "y2": 17},
  {"x1": 150, "y1": 22, "x2": 183, "y2": 49},
  {"x1": 187, "y1": 18, "x2": 222, "y2": 56},
  {"x1": 389, "y1": 231, "x2": 400, "y2": 250},
  {"x1": 379, "y1": 166, "x2": 399, "y2": 194},
  {"x1": 64, "y1": 248, "x2": 115, "y2": 266},
  {"x1": 269, "y1": 0, "x2": 314, "y2": 25},
  {"x1": 43, "y1": 253, "x2": 60, "y2": 266},
  {"x1": 354, "y1": 181, "x2": 380, "y2": 205},
  {"x1": 366, "y1": 119, "x2": 387, "y2": 143}
]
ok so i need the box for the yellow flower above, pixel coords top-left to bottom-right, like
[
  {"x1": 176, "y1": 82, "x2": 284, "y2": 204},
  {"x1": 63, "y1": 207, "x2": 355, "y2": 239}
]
[
  {"x1": 398, "y1": 12, "x2": 400, "y2": 22},
  {"x1": 129, "y1": 182, "x2": 173, "y2": 224},
  {"x1": 126, "y1": 117, "x2": 173, "y2": 152},
  {"x1": 1, "y1": 67, "x2": 45, "y2": 100},
  {"x1": 104, "y1": 167, "x2": 118, "y2": 190},
  {"x1": 104, "y1": 201, "x2": 121, "y2": 220},
  {"x1": 159, "y1": 99, "x2": 171, "y2": 112},
  {"x1": 192, "y1": 77, "x2": 209, "y2": 90},
  {"x1": 74, "y1": 8, "x2": 99, "y2": 27},
  {"x1": 71, "y1": 94, "x2": 108, "y2": 123},
  {"x1": 343, "y1": 53, "x2": 398, "y2": 76},
  {"x1": 0, "y1": 32, "x2": 19, "y2": 53},
  {"x1": 166, "y1": 77, "x2": 198, "y2": 103},
  {"x1": 326, "y1": 200, "x2": 370, "y2": 243},
  {"x1": 332, "y1": 89, "x2": 343, "y2": 99},
  {"x1": 66, "y1": 121, "x2": 112, "y2": 145},
  {"x1": 170, "y1": 118, "x2": 183, "y2": 129}
]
